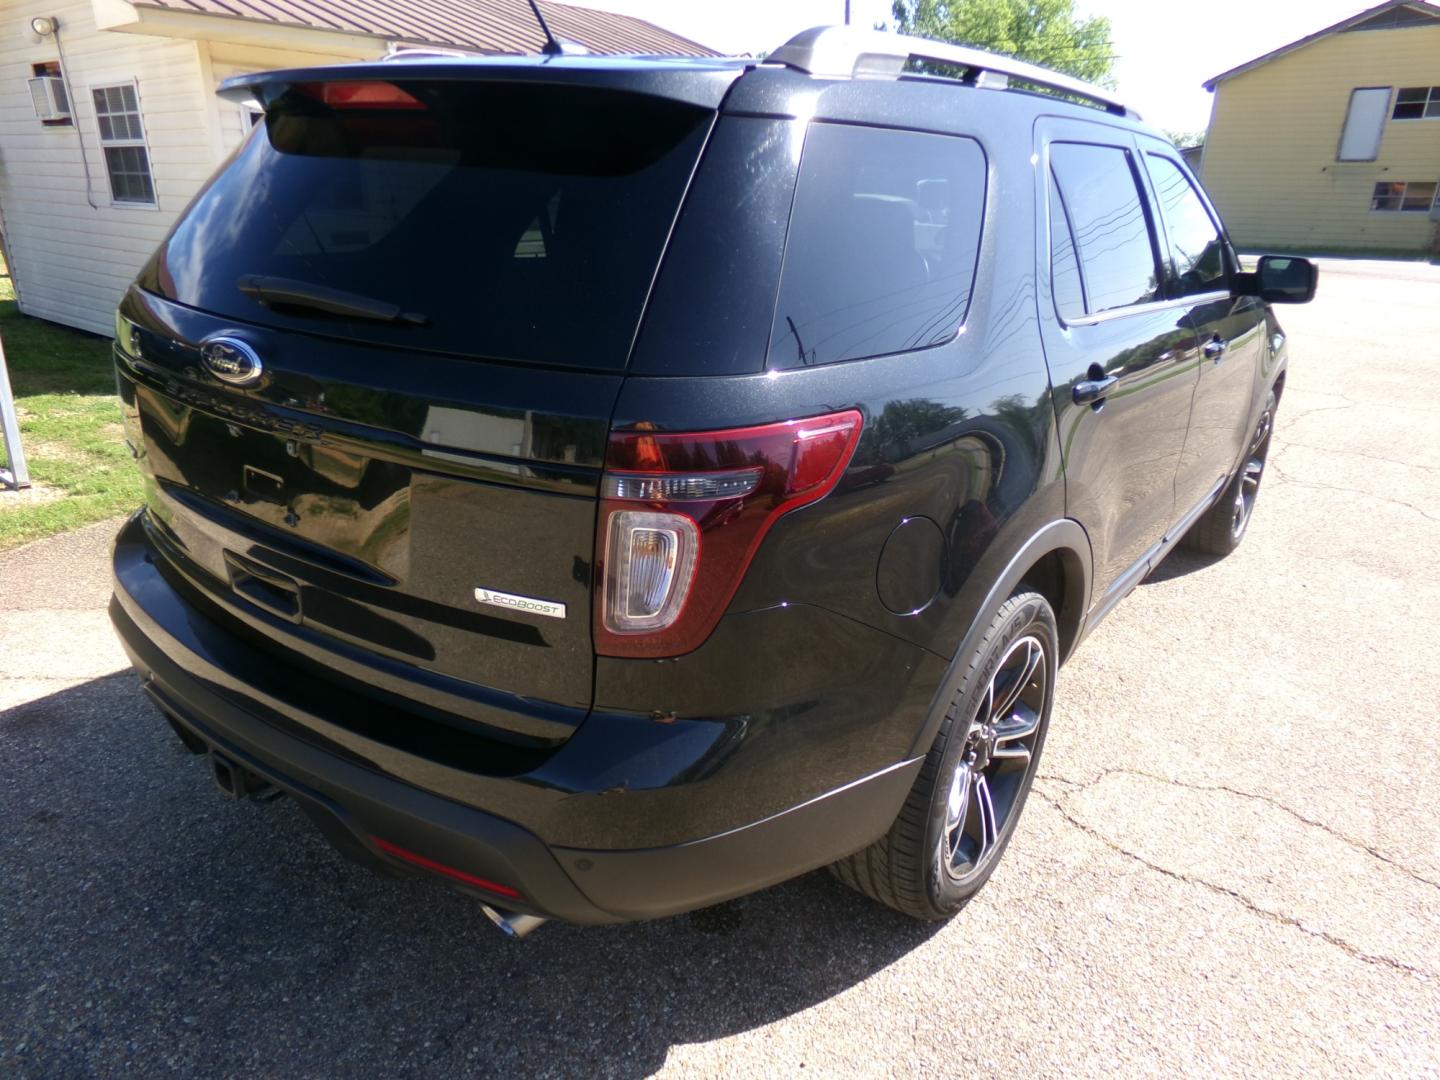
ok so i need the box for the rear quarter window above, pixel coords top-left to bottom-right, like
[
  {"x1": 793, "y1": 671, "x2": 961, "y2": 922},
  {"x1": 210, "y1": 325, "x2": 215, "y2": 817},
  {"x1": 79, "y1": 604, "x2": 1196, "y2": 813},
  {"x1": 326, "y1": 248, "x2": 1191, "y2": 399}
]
[{"x1": 767, "y1": 124, "x2": 986, "y2": 369}]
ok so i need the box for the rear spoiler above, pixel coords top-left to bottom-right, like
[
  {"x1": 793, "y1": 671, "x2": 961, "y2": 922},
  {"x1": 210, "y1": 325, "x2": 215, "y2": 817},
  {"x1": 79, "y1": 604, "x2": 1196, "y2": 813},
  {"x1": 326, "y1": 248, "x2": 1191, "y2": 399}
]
[{"x1": 217, "y1": 56, "x2": 748, "y2": 112}]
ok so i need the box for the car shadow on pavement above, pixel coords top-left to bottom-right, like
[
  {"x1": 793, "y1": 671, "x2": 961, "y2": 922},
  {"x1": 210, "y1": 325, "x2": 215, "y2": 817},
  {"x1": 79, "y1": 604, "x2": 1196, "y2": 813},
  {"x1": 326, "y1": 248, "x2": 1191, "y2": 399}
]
[
  {"x1": 1142, "y1": 548, "x2": 1224, "y2": 585},
  {"x1": 1, "y1": 673, "x2": 942, "y2": 1078}
]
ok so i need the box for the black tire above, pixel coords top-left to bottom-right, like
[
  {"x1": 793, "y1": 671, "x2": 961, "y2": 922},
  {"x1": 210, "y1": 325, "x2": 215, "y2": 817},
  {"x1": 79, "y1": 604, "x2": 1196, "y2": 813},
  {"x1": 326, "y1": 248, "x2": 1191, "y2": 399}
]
[
  {"x1": 830, "y1": 591, "x2": 1057, "y2": 920},
  {"x1": 1181, "y1": 390, "x2": 1277, "y2": 556}
]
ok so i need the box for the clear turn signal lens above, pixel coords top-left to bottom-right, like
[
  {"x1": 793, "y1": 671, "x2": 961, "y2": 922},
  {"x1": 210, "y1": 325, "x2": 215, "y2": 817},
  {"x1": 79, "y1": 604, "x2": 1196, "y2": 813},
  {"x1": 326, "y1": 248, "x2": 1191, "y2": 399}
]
[{"x1": 604, "y1": 510, "x2": 699, "y2": 632}]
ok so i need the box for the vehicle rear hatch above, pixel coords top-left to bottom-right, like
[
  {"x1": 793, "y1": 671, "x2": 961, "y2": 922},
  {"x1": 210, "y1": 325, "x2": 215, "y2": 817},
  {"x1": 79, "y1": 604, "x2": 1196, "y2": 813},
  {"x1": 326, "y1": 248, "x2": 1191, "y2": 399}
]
[{"x1": 115, "y1": 65, "x2": 737, "y2": 745}]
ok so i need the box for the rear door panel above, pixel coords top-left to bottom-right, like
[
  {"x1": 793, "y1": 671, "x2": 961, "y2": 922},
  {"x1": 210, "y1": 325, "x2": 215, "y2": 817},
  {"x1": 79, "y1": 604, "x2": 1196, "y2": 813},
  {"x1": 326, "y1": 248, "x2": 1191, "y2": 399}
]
[
  {"x1": 1134, "y1": 145, "x2": 1267, "y2": 515},
  {"x1": 1033, "y1": 118, "x2": 1202, "y2": 601}
]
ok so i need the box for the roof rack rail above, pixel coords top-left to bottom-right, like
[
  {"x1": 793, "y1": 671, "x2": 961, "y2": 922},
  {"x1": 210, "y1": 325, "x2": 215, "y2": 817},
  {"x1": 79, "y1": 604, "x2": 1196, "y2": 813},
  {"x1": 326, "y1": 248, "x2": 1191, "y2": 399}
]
[{"x1": 769, "y1": 26, "x2": 1136, "y2": 119}]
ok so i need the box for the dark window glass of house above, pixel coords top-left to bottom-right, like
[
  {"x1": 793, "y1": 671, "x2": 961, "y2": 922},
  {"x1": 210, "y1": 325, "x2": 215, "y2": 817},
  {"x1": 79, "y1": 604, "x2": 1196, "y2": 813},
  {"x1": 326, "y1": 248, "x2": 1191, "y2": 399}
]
[
  {"x1": 1048, "y1": 179, "x2": 1085, "y2": 319},
  {"x1": 1144, "y1": 155, "x2": 1229, "y2": 297},
  {"x1": 1370, "y1": 180, "x2": 1438, "y2": 211},
  {"x1": 93, "y1": 83, "x2": 155, "y2": 205},
  {"x1": 768, "y1": 124, "x2": 986, "y2": 368},
  {"x1": 1049, "y1": 143, "x2": 1159, "y2": 314},
  {"x1": 1392, "y1": 86, "x2": 1440, "y2": 120}
]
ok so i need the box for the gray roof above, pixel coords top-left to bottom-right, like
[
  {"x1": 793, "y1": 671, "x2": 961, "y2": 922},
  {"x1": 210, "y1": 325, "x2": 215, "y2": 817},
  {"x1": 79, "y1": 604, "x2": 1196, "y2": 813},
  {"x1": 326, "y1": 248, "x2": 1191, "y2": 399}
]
[
  {"x1": 133, "y1": 0, "x2": 720, "y2": 57},
  {"x1": 1203, "y1": 0, "x2": 1440, "y2": 90}
]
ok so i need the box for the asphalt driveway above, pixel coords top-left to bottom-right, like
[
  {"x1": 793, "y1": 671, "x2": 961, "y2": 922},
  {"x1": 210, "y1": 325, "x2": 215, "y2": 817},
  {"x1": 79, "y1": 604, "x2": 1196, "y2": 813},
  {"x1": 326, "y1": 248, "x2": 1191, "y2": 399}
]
[{"x1": 2, "y1": 260, "x2": 1437, "y2": 1077}]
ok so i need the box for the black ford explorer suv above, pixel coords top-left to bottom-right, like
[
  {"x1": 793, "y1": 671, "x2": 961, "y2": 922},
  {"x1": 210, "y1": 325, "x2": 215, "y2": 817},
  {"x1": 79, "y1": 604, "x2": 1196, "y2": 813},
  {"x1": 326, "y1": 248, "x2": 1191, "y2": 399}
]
[{"x1": 109, "y1": 27, "x2": 1316, "y2": 936}]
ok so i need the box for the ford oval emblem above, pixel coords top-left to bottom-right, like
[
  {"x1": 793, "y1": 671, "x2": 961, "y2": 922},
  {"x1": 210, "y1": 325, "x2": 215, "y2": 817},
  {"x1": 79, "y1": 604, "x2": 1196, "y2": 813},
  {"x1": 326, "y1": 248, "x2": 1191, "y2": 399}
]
[{"x1": 200, "y1": 337, "x2": 264, "y2": 387}]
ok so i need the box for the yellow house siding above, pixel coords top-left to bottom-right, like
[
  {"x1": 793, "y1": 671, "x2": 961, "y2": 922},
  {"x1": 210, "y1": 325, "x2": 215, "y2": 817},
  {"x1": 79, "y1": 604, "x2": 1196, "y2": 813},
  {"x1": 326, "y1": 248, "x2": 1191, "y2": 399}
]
[{"x1": 1202, "y1": 21, "x2": 1440, "y2": 252}]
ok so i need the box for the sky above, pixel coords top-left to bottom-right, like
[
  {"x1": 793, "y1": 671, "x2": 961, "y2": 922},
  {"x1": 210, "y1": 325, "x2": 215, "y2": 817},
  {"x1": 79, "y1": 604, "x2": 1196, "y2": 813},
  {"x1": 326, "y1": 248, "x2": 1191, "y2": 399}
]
[{"x1": 562, "y1": 0, "x2": 1374, "y2": 134}]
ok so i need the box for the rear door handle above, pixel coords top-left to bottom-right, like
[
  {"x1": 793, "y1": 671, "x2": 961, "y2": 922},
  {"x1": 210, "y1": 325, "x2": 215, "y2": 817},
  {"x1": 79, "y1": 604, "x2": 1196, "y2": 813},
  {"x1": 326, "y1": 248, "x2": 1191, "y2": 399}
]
[
  {"x1": 1203, "y1": 338, "x2": 1228, "y2": 361},
  {"x1": 1073, "y1": 375, "x2": 1118, "y2": 405}
]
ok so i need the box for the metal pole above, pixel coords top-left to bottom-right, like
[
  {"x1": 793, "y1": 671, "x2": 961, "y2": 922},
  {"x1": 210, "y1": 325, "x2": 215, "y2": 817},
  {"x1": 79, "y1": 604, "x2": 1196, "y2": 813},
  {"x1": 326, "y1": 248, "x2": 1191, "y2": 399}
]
[
  {"x1": 0, "y1": 328, "x2": 30, "y2": 490},
  {"x1": 845, "y1": 0, "x2": 851, "y2": 24}
]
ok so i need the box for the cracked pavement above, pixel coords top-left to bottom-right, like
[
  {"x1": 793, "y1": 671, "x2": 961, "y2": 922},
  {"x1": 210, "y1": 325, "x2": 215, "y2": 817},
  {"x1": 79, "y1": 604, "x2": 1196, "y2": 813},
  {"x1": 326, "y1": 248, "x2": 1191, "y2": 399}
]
[{"x1": 2, "y1": 260, "x2": 1438, "y2": 1076}]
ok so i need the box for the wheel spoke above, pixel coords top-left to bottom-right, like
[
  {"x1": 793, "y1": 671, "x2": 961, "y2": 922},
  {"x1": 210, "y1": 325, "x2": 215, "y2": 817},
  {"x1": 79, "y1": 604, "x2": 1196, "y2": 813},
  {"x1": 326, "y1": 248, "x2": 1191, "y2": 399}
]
[
  {"x1": 945, "y1": 765, "x2": 970, "y2": 837},
  {"x1": 993, "y1": 702, "x2": 1039, "y2": 746},
  {"x1": 1242, "y1": 459, "x2": 1263, "y2": 492},
  {"x1": 973, "y1": 773, "x2": 998, "y2": 859},
  {"x1": 975, "y1": 679, "x2": 995, "y2": 728},
  {"x1": 1251, "y1": 412, "x2": 1272, "y2": 454},
  {"x1": 989, "y1": 638, "x2": 1041, "y2": 724}
]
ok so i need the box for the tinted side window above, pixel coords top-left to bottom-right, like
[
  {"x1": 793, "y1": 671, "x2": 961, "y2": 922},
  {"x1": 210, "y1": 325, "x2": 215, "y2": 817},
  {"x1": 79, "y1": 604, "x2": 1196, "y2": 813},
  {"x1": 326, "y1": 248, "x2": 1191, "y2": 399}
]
[
  {"x1": 1048, "y1": 178, "x2": 1086, "y2": 319},
  {"x1": 1144, "y1": 155, "x2": 1229, "y2": 297},
  {"x1": 768, "y1": 124, "x2": 985, "y2": 368},
  {"x1": 1049, "y1": 142, "x2": 1159, "y2": 315}
]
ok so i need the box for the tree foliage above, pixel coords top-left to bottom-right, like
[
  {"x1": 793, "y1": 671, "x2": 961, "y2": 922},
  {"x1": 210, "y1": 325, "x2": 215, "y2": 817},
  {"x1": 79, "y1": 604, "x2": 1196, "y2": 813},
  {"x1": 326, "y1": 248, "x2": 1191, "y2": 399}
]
[
  {"x1": 1163, "y1": 129, "x2": 1205, "y2": 149},
  {"x1": 887, "y1": 0, "x2": 1115, "y2": 85}
]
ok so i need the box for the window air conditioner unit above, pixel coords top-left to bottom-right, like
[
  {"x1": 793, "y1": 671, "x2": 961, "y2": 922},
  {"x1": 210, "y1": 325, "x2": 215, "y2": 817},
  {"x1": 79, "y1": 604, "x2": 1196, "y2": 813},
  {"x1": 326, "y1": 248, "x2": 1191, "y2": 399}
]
[{"x1": 28, "y1": 76, "x2": 71, "y2": 122}]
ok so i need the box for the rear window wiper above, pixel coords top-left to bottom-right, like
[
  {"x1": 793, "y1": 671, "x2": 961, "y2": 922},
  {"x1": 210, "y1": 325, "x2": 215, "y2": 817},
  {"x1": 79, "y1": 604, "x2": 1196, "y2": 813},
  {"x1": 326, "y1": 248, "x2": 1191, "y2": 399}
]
[{"x1": 237, "y1": 275, "x2": 428, "y2": 326}]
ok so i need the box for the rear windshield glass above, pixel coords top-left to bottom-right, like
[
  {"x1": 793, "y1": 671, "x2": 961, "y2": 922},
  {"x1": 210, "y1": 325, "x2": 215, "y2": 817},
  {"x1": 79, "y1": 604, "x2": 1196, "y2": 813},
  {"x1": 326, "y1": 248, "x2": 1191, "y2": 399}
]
[{"x1": 140, "y1": 82, "x2": 711, "y2": 370}]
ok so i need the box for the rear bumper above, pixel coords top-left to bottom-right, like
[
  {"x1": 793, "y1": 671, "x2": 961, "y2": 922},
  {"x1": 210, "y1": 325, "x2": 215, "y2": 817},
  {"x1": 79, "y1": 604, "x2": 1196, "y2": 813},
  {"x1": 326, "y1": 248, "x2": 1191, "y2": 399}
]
[{"x1": 110, "y1": 512, "x2": 925, "y2": 923}]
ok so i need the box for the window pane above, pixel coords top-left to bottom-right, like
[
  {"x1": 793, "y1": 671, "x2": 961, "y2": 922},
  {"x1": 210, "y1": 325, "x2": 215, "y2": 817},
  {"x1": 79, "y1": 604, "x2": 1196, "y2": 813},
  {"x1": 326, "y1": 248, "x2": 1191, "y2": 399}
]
[
  {"x1": 769, "y1": 124, "x2": 986, "y2": 367},
  {"x1": 1393, "y1": 101, "x2": 1425, "y2": 119},
  {"x1": 1338, "y1": 87, "x2": 1390, "y2": 160},
  {"x1": 1396, "y1": 87, "x2": 1426, "y2": 102},
  {"x1": 1401, "y1": 182, "x2": 1437, "y2": 210},
  {"x1": 1144, "y1": 155, "x2": 1228, "y2": 297},
  {"x1": 119, "y1": 84, "x2": 138, "y2": 111},
  {"x1": 1050, "y1": 143, "x2": 1159, "y2": 314},
  {"x1": 105, "y1": 145, "x2": 154, "y2": 204},
  {"x1": 1048, "y1": 178, "x2": 1085, "y2": 319},
  {"x1": 91, "y1": 87, "x2": 108, "y2": 114},
  {"x1": 1370, "y1": 182, "x2": 1404, "y2": 211},
  {"x1": 97, "y1": 115, "x2": 113, "y2": 141},
  {"x1": 146, "y1": 81, "x2": 712, "y2": 369},
  {"x1": 1426, "y1": 98, "x2": 1440, "y2": 119}
]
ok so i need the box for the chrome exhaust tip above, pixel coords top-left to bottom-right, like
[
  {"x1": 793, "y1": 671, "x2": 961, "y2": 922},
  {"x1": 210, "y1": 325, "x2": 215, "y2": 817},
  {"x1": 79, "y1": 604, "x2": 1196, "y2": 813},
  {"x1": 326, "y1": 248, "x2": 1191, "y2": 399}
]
[{"x1": 480, "y1": 904, "x2": 547, "y2": 939}]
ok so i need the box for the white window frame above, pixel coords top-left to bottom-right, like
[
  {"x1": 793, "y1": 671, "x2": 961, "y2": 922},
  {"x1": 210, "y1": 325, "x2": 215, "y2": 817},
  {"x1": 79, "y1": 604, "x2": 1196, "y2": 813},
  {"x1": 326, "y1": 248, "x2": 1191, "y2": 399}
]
[
  {"x1": 1368, "y1": 179, "x2": 1440, "y2": 213},
  {"x1": 1391, "y1": 85, "x2": 1440, "y2": 121},
  {"x1": 1337, "y1": 86, "x2": 1391, "y2": 161},
  {"x1": 90, "y1": 79, "x2": 157, "y2": 210}
]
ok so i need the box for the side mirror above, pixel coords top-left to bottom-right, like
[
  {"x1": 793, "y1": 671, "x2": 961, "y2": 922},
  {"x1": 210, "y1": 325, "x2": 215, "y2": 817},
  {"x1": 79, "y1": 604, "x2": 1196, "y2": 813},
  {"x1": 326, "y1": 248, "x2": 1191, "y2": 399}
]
[{"x1": 1235, "y1": 255, "x2": 1317, "y2": 304}]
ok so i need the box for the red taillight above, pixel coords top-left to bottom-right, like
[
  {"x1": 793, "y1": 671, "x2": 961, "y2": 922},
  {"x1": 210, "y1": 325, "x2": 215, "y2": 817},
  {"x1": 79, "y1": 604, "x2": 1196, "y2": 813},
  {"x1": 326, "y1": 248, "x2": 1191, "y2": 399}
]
[
  {"x1": 296, "y1": 81, "x2": 425, "y2": 110},
  {"x1": 595, "y1": 409, "x2": 863, "y2": 658},
  {"x1": 371, "y1": 837, "x2": 521, "y2": 899}
]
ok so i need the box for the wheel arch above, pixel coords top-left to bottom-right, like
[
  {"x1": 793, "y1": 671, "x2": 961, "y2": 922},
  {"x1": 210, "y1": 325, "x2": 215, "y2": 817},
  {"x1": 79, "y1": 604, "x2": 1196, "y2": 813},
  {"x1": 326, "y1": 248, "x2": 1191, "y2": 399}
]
[{"x1": 905, "y1": 518, "x2": 1092, "y2": 758}]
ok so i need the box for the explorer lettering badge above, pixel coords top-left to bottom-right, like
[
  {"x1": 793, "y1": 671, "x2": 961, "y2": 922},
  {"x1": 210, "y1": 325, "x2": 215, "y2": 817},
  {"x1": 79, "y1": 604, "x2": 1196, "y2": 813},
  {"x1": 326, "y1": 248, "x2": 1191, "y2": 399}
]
[{"x1": 474, "y1": 587, "x2": 567, "y2": 620}]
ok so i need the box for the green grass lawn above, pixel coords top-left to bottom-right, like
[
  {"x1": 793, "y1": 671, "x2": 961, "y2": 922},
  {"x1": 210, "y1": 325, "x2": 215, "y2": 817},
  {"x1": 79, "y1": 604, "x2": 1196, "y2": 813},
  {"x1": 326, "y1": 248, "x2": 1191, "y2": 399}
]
[{"x1": 0, "y1": 269, "x2": 143, "y2": 551}]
